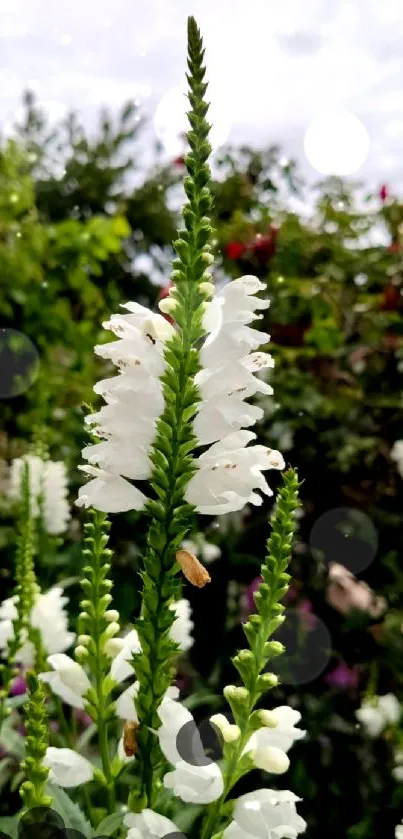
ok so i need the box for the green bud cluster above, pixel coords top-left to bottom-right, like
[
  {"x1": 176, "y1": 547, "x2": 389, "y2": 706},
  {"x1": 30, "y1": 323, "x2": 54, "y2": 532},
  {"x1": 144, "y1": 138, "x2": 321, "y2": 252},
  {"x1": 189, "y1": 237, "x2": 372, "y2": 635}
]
[{"x1": 20, "y1": 672, "x2": 52, "y2": 810}]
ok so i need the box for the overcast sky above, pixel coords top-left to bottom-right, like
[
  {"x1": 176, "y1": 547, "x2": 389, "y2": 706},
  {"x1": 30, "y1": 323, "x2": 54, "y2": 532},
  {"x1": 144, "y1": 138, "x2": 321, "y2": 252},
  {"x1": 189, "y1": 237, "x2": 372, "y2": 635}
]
[{"x1": 1, "y1": 0, "x2": 403, "y2": 187}]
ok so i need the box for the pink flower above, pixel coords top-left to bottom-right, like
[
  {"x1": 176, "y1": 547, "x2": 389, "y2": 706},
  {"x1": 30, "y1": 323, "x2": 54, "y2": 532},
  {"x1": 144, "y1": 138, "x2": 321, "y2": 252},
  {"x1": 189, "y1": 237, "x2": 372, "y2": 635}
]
[
  {"x1": 296, "y1": 598, "x2": 317, "y2": 632},
  {"x1": 325, "y1": 662, "x2": 360, "y2": 690},
  {"x1": 9, "y1": 674, "x2": 27, "y2": 696},
  {"x1": 326, "y1": 563, "x2": 386, "y2": 619}
]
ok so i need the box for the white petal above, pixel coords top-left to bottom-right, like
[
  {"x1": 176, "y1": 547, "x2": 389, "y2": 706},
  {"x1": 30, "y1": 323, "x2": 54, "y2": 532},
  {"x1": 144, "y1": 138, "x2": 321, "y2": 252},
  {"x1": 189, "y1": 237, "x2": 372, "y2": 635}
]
[
  {"x1": 163, "y1": 761, "x2": 224, "y2": 804},
  {"x1": 76, "y1": 467, "x2": 148, "y2": 513},
  {"x1": 116, "y1": 682, "x2": 139, "y2": 722},
  {"x1": 44, "y1": 748, "x2": 94, "y2": 788},
  {"x1": 124, "y1": 808, "x2": 183, "y2": 839},
  {"x1": 110, "y1": 629, "x2": 141, "y2": 683}
]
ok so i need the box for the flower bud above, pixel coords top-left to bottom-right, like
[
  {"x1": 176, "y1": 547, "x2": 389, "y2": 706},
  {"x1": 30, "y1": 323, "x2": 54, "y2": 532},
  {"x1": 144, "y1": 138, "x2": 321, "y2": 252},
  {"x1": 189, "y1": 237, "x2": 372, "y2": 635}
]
[
  {"x1": 104, "y1": 637, "x2": 125, "y2": 658},
  {"x1": 159, "y1": 297, "x2": 177, "y2": 315},
  {"x1": 210, "y1": 714, "x2": 241, "y2": 743},
  {"x1": 176, "y1": 549, "x2": 211, "y2": 588},
  {"x1": 268, "y1": 641, "x2": 285, "y2": 656},
  {"x1": 77, "y1": 635, "x2": 91, "y2": 646},
  {"x1": 104, "y1": 621, "x2": 120, "y2": 639},
  {"x1": 75, "y1": 645, "x2": 88, "y2": 660},
  {"x1": 258, "y1": 709, "x2": 279, "y2": 728},
  {"x1": 200, "y1": 281, "x2": 214, "y2": 297},
  {"x1": 258, "y1": 672, "x2": 279, "y2": 689},
  {"x1": 224, "y1": 685, "x2": 249, "y2": 702},
  {"x1": 251, "y1": 745, "x2": 289, "y2": 775},
  {"x1": 105, "y1": 610, "x2": 120, "y2": 623}
]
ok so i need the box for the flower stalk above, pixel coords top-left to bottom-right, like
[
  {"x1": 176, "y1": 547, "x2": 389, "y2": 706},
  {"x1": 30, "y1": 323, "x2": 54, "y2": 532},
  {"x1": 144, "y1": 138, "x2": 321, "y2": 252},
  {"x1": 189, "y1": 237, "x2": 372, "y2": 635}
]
[
  {"x1": 131, "y1": 15, "x2": 215, "y2": 809},
  {"x1": 76, "y1": 511, "x2": 118, "y2": 812},
  {"x1": 0, "y1": 462, "x2": 39, "y2": 726},
  {"x1": 200, "y1": 468, "x2": 301, "y2": 839}
]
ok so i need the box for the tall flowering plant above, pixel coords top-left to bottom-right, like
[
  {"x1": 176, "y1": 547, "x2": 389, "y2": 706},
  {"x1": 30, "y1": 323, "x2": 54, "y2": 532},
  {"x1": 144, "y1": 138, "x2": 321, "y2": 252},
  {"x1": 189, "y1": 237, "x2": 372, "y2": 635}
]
[{"x1": 0, "y1": 17, "x2": 305, "y2": 839}]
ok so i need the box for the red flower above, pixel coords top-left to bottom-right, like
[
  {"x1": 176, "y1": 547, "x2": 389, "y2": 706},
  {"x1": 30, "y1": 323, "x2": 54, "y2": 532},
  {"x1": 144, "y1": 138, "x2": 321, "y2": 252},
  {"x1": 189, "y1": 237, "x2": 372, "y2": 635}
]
[
  {"x1": 173, "y1": 155, "x2": 185, "y2": 167},
  {"x1": 379, "y1": 184, "x2": 388, "y2": 203},
  {"x1": 381, "y1": 282, "x2": 401, "y2": 311},
  {"x1": 250, "y1": 225, "x2": 278, "y2": 264},
  {"x1": 225, "y1": 240, "x2": 247, "y2": 260}
]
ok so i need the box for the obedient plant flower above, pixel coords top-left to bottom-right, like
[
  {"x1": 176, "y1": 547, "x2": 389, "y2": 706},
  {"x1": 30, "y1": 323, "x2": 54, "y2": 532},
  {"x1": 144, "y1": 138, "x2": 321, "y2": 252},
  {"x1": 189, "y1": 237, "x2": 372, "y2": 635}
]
[
  {"x1": 124, "y1": 809, "x2": 185, "y2": 839},
  {"x1": 222, "y1": 789, "x2": 307, "y2": 839},
  {"x1": 76, "y1": 304, "x2": 174, "y2": 513},
  {"x1": 39, "y1": 653, "x2": 91, "y2": 709},
  {"x1": 0, "y1": 588, "x2": 74, "y2": 667},
  {"x1": 355, "y1": 693, "x2": 401, "y2": 737},
  {"x1": 157, "y1": 697, "x2": 224, "y2": 804},
  {"x1": 116, "y1": 683, "x2": 180, "y2": 724},
  {"x1": 160, "y1": 276, "x2": 285, "y2": 515},
  {"x1": 44, "y1": 747, "x2": 94, "y2": 788},
  {"x1": 9, "y1": 454, "x2": 70, "y2": 534},
  {"x1": 243, "y1": 707, "x2": 305, "y2": 775}
]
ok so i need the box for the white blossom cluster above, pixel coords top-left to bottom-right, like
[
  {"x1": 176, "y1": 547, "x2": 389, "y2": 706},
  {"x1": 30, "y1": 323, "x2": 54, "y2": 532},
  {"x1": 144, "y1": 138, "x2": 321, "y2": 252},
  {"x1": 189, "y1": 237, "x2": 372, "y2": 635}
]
[
  {"x1": 77, "y1": 277, "x2": 285, "y2": 516},
  {"x1": 355, "y1": 693, "x2": 401, "y2": 737},
  {"x1": 0, "y1": 586, "x2": 74, "y2": 667},
  {"x1": 9, "y1": 454, "x2": 70, "y2": 535}
]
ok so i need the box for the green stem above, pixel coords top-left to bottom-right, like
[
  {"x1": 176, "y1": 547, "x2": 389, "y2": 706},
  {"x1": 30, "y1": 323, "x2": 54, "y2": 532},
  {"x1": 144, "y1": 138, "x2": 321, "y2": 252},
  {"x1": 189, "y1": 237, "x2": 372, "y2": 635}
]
[
  {"x1": 132, "y1": 15, "x2": 215, "y2": 810},
  {"x1": 201, "y1": 470, "x2": 300, "y2": 839}
]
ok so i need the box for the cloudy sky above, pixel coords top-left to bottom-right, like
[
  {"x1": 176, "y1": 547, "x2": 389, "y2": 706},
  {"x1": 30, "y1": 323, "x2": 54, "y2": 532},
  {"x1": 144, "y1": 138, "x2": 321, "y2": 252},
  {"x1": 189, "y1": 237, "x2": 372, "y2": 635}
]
[{"x1": 1, "y1": 0, "x2": 403, "y2": 186}]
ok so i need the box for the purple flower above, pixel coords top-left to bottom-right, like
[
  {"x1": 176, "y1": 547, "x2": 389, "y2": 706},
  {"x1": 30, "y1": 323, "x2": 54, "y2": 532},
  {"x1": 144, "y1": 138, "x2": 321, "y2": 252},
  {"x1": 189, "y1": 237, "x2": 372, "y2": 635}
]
[
  {"x1": 245, "y1": 576, "x2": 263, "y2": 614},
  {"x1": 324, "y1": 662, "x2": 360, "y2": 690},
  {"x1": 9, "y1": 674, "x2": 27, "y2": 696}
]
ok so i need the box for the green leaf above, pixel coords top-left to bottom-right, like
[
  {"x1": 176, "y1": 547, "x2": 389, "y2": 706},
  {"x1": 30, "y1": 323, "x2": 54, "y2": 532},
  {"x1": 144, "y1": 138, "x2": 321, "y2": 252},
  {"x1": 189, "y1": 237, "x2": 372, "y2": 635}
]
[
  {"x1": 0, "y1": 717, "x2": 26, "y2": 759},
  {"x1": 46, "y1": 784, "x2": 93, "y2": 838},
  {"x1": 0, "y1": 816, "x2": 19, "y2": 839},
  {"x1": 94, "y1": 811, "x2": 126, "y2": 837}
]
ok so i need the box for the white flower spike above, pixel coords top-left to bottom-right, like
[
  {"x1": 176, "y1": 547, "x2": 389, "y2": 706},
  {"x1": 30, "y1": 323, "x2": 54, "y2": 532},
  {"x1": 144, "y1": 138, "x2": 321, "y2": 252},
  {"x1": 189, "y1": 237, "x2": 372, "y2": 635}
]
[
  {"x1": 0, "y1": 588, "x2": 75, "y2": 668},
  {"x1": 9, "y1": 455, "x2": 70, "y2": 534},
  {"x1": 77, "y1": 303, "x2": 175, "y2": 513}
]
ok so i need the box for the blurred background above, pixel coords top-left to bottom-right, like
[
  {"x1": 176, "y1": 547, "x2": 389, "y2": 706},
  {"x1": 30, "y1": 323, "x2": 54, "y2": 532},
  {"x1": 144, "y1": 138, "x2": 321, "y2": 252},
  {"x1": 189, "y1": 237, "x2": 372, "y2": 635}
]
[{"x1": 1, "y1": 1, "x2": 403, "y2": 837}]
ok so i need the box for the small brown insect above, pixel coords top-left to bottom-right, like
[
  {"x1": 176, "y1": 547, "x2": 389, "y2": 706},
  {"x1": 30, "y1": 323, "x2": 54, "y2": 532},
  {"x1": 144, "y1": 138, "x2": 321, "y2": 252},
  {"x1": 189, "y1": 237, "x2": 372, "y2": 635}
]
[
  {"x1": 175, "y1": 549, "x2": 211, "y2": 588},
  {"x1": 123, "y1": 720, "x2": 140, "y2": 757}
]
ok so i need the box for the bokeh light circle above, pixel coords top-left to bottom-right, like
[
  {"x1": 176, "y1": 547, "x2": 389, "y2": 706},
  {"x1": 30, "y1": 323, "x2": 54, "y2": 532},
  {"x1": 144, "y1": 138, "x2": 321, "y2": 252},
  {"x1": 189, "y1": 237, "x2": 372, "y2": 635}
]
[
  {"x1": 304, "y1": 110, "x2": 370, "y2": 175},
  {"x1": 0, "y1": 329, "x2": 39, "y2": 398},
  {"x1": 270, "y1": 608, "x2": 332, "y2": 686},
  {"x1": 309, "y1": 507, "x2": 378, "y2": 574},
  {"x1": 154, "y1": 85, "x2": 231, "y2": 156}
]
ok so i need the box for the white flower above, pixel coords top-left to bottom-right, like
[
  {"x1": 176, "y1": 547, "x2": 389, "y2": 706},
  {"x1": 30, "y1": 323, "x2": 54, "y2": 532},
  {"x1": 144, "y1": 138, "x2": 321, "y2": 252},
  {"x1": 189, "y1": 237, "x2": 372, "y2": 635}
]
[
  {"x1": 0, "y1": 588, "x2": 75, "y2": 667},
  {"x1": 76, "y1": 303, "x2": 174, "y2": 513},
  {"x1": 164, "y1": 760, "x2": 224, "y2": 804},
  {"x1": 356, "y1": 694, "x2": 401, "y2": 738},
  {"x1": 223, "y1": 788, "x2": 306, "y2": 839},
  {"x1": 9, "y1": 455, "x2": 70, "y2": 535},
  {"x1": 243, "y1": 706, "x2": 305, "y2": 776},
  {"x1": 110, "y1": 629, "x2": 142, "y2": 683},
  {"x1": 44, "y1": 747, "x2": 94, "y2": 788},
  {"x1": 391, "y1": 440, "x2": 403, "y2": 478},
  {"x1": 39, "y1": 653, "x2": 91, "y2": 709},
  {"x1": 396, "y1": 824, "x2": 403, "y2": 839},
  {"x1": 76, "y1": 466, "x2": 148, "y2": 513},
  {"x1": 124, "y1": 809, "x2": 184, "y2": 839},
  {"x1": 157, "y1": 697, "x2": 224, "y2": 804},
  {"x1": 185, "y1": 430, "x2": 284, "y2": 515},
  {"x1": 169, "y1": 599, "x2": 194, "y2": 652},
  {"x1": 116, "y1": 682, "x2": 179, "y2": 723}
]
